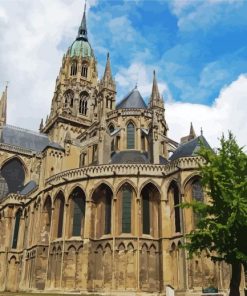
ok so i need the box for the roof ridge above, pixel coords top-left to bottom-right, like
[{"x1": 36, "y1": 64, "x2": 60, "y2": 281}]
[{"x1": 5, "y1": 124, "x2": 48, "y2": 138}]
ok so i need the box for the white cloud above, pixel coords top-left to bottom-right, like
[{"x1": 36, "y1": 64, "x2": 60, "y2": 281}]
[
  {"x1": 0, "y1": 0, "x2": 97, "y2": 129},
  {"x1": 166, "y1": 74, "x2": 247, "y2": 148}
]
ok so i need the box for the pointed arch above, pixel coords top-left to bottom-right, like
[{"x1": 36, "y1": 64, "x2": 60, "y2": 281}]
[
  {"x1": 92, "y1": 183, "x2": 113, "y2": 237},
  {"x1": 121, "y1": 183, "x2": 132, "y2": 233},
  {"x1": 168, "y1": 180, "x2": 181, "y2": 233},
  {"x1": 1, "y1": 157, "x2": 25, "y2": 194},
  {"x1": 79, "y1": 91, "x2": 89, "y2": 115},
  {"x1": 40, "y1": 196, "x2": 52, "y2": 244},
  {"x1": 69, "y1": 187, "x2": 86, "y2": 237},
  {"x1": 126, "y1": 121, "x2": 135, "y2": 149}
]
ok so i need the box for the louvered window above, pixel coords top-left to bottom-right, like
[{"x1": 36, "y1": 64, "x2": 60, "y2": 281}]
[
  {"x1": 122, "y1": 186, "x2": 132, "y2": 233},
  {"x1": 12, "y1": 210, "x2": 22, "y2": 249},
  {"x1": 127, "y1": 122, "x2": 135, "y2": 149}
]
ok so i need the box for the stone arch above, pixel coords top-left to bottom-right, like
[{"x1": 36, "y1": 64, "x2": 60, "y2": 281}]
[
  {"x1": 79, "y1": 91, "x2": 89, "y2": 115},
  {"x1": 64, "y1": 89, "x2": 74, "y2": 107},
  {"x1": 127, "y1": 242, "x2": 134, "y2": 251},
  {"x1": 68, "y1": 186, "x2": 86, "y2": 237},
  {"x1": 140, "y1": 182, "x2": 161, "y2": 237},
  {"x1": 168, "y1": 180, "x2": 182, "y2": 234},
  {"x1": 103, "y1": 243, "x2": 112, "y2": 287},
  {"x1": 1, "y1": 157, "x2": 26, "y2": 194},
  {"x1": 118, "y1": 242, "x2": 125, "y2": 251},
  {"x1": 183, "y1": 173, "x2": 201, "y2": 191},
  {"x1": 6, "y1": 256, "x2": 18, "y2": 291},
  {"x1": 116, "y1": 180, "x2": 137, "y2": 196},
  {"x1": 90, "y1": 180, "x2": 114, "y2": 200},
  {"x1": 140, "y1": 179, "x2": 161, "y2": 197},
  {"x1": 92, "y1": 183, "x2": 113, "y2": 238}
]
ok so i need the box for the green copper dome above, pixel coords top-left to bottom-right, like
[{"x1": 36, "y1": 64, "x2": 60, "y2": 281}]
[{"x1": 70, "y1": 39, "x2": 93, "y2": 58}]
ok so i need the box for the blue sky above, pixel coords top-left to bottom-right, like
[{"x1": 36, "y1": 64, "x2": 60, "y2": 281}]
[
  {"x1": 0, "y1": 0, "x2": 247, "y2": 147},
  {"x1": 79, "y1": 0, "x2": 247, "y2": 105}
]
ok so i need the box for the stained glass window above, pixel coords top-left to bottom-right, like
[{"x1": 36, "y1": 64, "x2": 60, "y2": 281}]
[
  {"x1": 122, "y1": 186, "x2": 132, "y2": 233},
  {"x1": 127, "y1": 123, "x2": 135, "y2": 149}
]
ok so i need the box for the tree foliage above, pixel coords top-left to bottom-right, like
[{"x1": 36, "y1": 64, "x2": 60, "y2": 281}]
[{"x1": 182, "y1": 132, "x2": 247, "y2": 295}]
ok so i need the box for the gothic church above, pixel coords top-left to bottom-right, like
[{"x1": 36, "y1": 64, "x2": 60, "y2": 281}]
[{"x1": 0, "y1": 4, "x2": 236, "y2": 295}]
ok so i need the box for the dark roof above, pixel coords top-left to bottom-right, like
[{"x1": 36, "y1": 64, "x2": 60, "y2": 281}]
[
  {"x1": 169, "y1": 135, "x2": 211, "y2": 161},
  {"x1": 20, "y1": 181, "x2": 37, "y2": 195},
  {"x1": 111, "y1": 151, "x2": 150, "y2": 164},
  {"x1": 0, "y1": 125, "x2": 63, "y2": 153},
  {"x1": 111, "y1": 150, "x2": 168, "y2": 164},
  {"x1": 116, "y1": 88, "x2": 147, "y2": 109}
]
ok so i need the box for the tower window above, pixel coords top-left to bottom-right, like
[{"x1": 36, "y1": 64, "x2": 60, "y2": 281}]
[
  {"x1": 79, "y1": 91, "x2": 89, "y2": 115},
  {"x1": 127, "y1": 122, "x2": 135, "y2": 149},
  {"x1": 81, "y1": 66, "x2": 88, "y2": 78},
  {"x1": 70, "y1": 61, "x2": 77, "y2": 76},
  {"x1": 64, "y1": 90, "x2": 74, "y2": 108}
]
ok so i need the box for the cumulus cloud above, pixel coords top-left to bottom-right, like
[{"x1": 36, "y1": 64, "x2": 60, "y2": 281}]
[{"x1": 166, "y1": 74, "x2": 247, "y2": 148}]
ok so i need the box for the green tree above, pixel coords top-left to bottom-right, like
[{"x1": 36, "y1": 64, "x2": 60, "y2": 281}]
[{"x1": 182, "y1": 133, "x2": 247, "y2": 296}]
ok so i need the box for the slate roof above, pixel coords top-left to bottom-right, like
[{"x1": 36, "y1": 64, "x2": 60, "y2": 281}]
[
  {"x1": 0, "y1": 125, "x2": 63, "y2": 153},
  {"x1": 111, "y1": 150, "x2": 168, "y2": 164},
  {"x1": 169, "y1": 135, "x2": 211, "y2": 161},
  {"x1": 116, "y1": 88, "x2": 147, "y2": 109}
]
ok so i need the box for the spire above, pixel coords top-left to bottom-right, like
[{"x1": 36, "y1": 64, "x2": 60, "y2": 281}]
[
  {"x1": 189, "y1": 122, "x2": 196, "y2": 139},
  {"x1": 150, "y1": 70, "x2": 162, "y2": 109},
  {"x1": 77, "y1": 0, "x2": 88, "y2": 41},
  {"x1": 101, "y1": 52, "x2": 115, "y2": 91},
  {"x1": 0, "y1": 85, "x2": 7, "y2": 126},
  {"x1": 103, "y1": 52, "x2": 113, "y2": 82}
]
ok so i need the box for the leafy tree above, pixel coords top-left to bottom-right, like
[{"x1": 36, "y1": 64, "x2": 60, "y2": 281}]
[{"x1": 182, "y1": 132, "x2": 247, "y2": 296}]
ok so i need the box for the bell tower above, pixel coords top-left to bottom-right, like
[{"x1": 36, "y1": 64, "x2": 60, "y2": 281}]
[{"x1": 42, "y1": 2, "x2": 98, "y2": 144}]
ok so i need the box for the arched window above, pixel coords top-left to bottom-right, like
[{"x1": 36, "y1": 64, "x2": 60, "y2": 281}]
[
  {"x1": 0, "y1": 173, "x2": 8, "y2": 199},
  {"x1": 168, "y1": 181, "x2": 181, "y2": 233},
  {"x1": 92, "y1": 184, "x2": 113, "y2": 237},
  {"x1": 70, "y1": 61, "x2": 77, "y2": 76},
  {"x1": 40, "y1": 197, "x2": 52, "y2": 244},
  {"x1": 12, "y1": 209, "x2": 22, "y2": 249},
  {"x1": 127, "y1": 122, "x2": 135, "y2": 149},
  {"x1": 70, "y1": 187, "x2": 86, "y2": 237},
  {"x1": 122, "y1": 185, "x2": 132, "y2": 233},
  {"x1": 108, "y1": 124, "x2": 115, "y2": 133},
  {"x1": 81, "y1": 65, "x2": 88, "y2": 78},
  {"x1": 55, "y1": 192, "x2": 65, "y2": 238},
  {"x1": 1, "y1": 158, "x2": 25, "y2": 193},
  {"x1": 79, "y1": 91, "x2": 89, "y2": 115},
  {"x1": 192, "y1": 179, "x2": 204, "y2": 227},
  {"x1": 64, "y1": 90, "x2": 74, "y2": 108},
  {"x1": 141, "y1": 183, "x2": 160, "y2": 236}
]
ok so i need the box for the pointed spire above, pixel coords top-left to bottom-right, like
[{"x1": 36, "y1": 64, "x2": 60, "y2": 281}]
[
  {"x1": 101, "y1": 52, "x2": 115, "y2": 91},
  {"x1": 150, "y1": 70, "x2": 162, "y2": 108},
  {"x1": 77, "y1": 0, "x2": 88, "y2": 41},
  {"x1": 103, "y1": 52, "x2": 113, "y2": 82},
  {"x1": 0, "y1": 85, "x2": 7, "y2": 126},
  {"x1": 189, "y1": 122, "x2": 196, "y2": 139}
]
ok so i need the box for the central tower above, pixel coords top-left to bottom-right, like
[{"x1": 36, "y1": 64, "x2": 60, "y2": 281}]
[{"x1": 42, "y1": 3, "x2": 100, "y2": 143}]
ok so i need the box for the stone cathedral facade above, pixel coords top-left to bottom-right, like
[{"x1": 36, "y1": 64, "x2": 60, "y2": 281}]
[{"x1": 0, "y1": 6, "x2": 242, "y2": 295}]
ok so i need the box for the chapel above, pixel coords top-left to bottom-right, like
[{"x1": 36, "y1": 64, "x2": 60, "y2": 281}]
[{"x1": 0, "y1": 4, "x2": 238, "y2": 295}]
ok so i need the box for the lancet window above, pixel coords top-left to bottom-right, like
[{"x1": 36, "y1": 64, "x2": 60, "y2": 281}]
[
  {"x1": 70, "y1": 187, "x2": 85, "y2": 237},
  {"x1": 121, "y1": 185, "x2": 132, "y2": 233},
  {"x1": 70, "y1": 61, "x2": 77, "y2": 76},
  {"x1": 12, "y1": 209, "x2": 22, "y2": 249},
  {"x1": 127, "y1": 122, "x2": 135, "y2": 149},
  {"x1": 79, "y1": 91, "x2": 89, "y2": 115},
  {"x1": 192, "y1": 179, "x2": 204, "y2": 226},
  {"x1": 81, "y1": 65, "x2": 88, "y2": 78}
]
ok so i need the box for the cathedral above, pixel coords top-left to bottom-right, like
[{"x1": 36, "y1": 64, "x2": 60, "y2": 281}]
[{"x1": 0, "y1": 5, "x2": 242, "y2": 295}]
